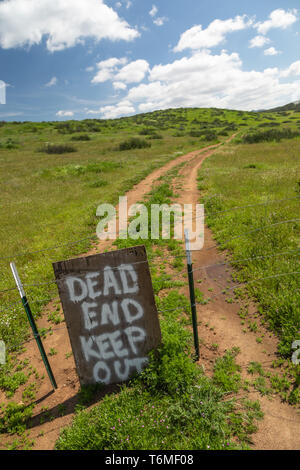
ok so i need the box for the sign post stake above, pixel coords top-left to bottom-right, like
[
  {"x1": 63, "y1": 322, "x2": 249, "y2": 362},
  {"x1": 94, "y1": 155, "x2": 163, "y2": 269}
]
[
  {"x1": 184, "y1": 229, "x2": 200, "y2": 361},
  {"x1": 10, "y1": 262, "x2": 57, "y2": 390}
]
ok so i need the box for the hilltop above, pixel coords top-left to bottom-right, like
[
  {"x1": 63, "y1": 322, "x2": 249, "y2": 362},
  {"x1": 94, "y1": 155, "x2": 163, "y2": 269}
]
[{"x1": 264, "y1": 100, "x2": 300, "y2": 113}]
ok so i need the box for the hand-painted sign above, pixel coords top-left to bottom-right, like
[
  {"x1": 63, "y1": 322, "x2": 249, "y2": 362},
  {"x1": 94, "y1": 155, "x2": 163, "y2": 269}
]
[{"x1": 53, "y1": 245, "x2": 161, "y2": 386}]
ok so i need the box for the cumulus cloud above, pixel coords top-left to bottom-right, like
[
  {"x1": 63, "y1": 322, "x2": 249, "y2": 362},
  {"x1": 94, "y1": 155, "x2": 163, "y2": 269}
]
[
  {"x1": 115, "y1": 60, "x2": 149, "y2": 83},
  {"x1": 153, "y1": 17, "x2": 168, "y2": 27},
  {"x1": 174, "y1": 15, "x2": 252, "y2": 52},
  {"x1": 249, "y1": 35, "x2": 270, "y2": 48},
  {"x1": 149, "y1": 5, "x2": 158, "y2": 17},
  {"x1": 84, "y1": 10, "x2": 300, "y2": 119},
  {"x1": 255, "y1": 8, "x2": 298, "y2": 35},
  {"x1": 45, "y1": 76, "x2": 57, "y2": 87},
  {"x1": 91, "y1": 57, "x2": 128, "y2": 84},
  {"x1": 87, "y1": 99, "x2": 135, "y2": 119},
  {"x1": 264, "y1": 47, "x2": 280, "y2": 56},
  {"x1": 0, "y1": 0, "x2": 139, "y2": 51},
  {"x1": 113, "y1": 81, "x2": 127, "y2": 90},
  {"x1": 56, "y1": 110, "x2": 74, "y2": 117},
  {"x1": 280, "y1": 61, "x2": 300, "y2": 78},
  {"x1": 91, "y1": 57, "x2": 149, "y2": 86},
  {"x1": 106, "y1": 50, "x2": 300, "y2": 115}
]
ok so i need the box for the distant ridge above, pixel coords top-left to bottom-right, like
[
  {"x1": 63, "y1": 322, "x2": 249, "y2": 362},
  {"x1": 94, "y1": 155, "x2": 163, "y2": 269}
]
[{"x1": 263, "y1": 100, "x2": 300, "y2": 113}]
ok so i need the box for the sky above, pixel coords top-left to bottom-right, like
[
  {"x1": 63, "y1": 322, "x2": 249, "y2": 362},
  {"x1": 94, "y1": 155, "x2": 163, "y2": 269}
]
[{"x1": 0, "y1": 0, "x2": 300, "y2": 121}]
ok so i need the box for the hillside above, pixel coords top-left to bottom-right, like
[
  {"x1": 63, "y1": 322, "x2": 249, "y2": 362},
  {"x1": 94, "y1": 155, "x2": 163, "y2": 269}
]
[{"x1": 263, "y1": 100, "x2": 300, "y2": 113}]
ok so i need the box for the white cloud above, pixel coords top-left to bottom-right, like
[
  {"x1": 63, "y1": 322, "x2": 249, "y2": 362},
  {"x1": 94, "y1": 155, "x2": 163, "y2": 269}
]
[
  {"x1": 115, "y1": 2, "x2": 122, "y2": 8},
  {"x1": 91, "y1": 57, "x2": 128, "y2": 84},
  {"x1": 153, "y1": 17, "x2": 168, "y2": 27},
  {"x1": 174, "y1": 15, "x2": 252, "y2": 52},
  {"x1": 264, "y1": 47, "x2": 280, "y2": 56},
  {"x1": 115, "y1": 60, "x2": 149, "y2": 83},
  {"x1": 149, "y1": 5, "x2": 158, "y2": 17},
  {"x1": 256, "y1": 8, "x2": 298, "y2": 35},
  {"x1": 45, "y1": 76, "x2": 57, "y2": 87},
  {"x1": 280, "y1": 61, "x2": 300, "y2": 78},
  {"x1": 97, "y1": 57, "x2": 128, "y2": 69},
  {"x1": 249, "y1": 35, "x2": 270, "y2": 48},
  {"x1": 0, "y1": 0, "x2": 139, "y2": 51},
  {"x1": 56, "y1": 110, "x2": 74, "y2": 117},
  {"x1": 126, "y1": 1, "x2": 132, "y2": 9},
  {"x1": 88, "y1": 99, "x2": 135, "y2": 119},
  {"x1": 91, "y1": 58, "x2": 149, "y2": 86},
  {"x1": 110, "y1": 49, "x2": 300, "y2": 115},
  {"x1": 113, "y1": 81, "x2": 127, "y2": 90}
]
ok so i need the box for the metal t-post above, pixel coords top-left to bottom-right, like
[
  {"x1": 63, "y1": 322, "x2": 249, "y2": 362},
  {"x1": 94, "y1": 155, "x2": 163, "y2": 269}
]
[
  {"x1": 10, "y1": 262, "x2": 57, "y2": 390},
  {"x1": 184, "y1": 230, "x2": 200, "y2": 361}
]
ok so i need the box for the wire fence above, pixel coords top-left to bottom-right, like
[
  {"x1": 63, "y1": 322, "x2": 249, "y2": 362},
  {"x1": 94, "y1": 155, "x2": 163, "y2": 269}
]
[
  {"x1": 0, "y1": 194, "x2": 298, "y2": 264},
  {"x1": 0, "y1": 214, "x2": 299, "y2": 295},
  {"x1": 0, "y1": 191, "x2": 299, "y2": 382}
]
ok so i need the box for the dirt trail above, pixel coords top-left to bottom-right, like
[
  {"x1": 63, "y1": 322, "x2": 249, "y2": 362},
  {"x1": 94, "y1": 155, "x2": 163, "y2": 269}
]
[{"x1": 3, "y1": 138, "x2": 299, "y2": 450}]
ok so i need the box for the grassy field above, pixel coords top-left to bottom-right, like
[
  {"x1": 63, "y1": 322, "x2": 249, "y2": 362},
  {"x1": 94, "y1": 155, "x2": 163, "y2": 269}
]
[{"x1": 0, "y1": 105, "x2": 300, "y2": 448}]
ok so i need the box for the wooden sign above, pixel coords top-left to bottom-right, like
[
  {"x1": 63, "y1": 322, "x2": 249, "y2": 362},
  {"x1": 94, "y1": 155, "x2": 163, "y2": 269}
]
[{"x1": 53, "y1": 245, "x2": 161, "y2": 386}]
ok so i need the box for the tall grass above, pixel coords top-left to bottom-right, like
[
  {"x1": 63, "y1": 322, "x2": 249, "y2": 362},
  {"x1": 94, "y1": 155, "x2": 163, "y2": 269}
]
[{"x1": 198, "y1": 140, "x2": 300, "y2": 360}]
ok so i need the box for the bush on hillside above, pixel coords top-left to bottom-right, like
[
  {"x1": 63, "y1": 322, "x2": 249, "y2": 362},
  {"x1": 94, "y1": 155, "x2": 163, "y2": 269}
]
[
  {"x1": 242, "y1": 128, "x2": 300, "y2": 144},
  {"x1": 39, "y1": 143, "x2": 77, "y2": 154},
  {"x1": 118, "y1": 137, "x2": 151, "y2": 151},
  {"x1": 70, "y1": 134, "x2": 91, "y2": 141}
]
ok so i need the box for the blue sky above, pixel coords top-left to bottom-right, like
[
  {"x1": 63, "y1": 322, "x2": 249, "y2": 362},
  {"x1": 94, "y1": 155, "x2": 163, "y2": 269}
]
[{"x1": 0, "y1": 0, "x2": 300, "y2": 121}]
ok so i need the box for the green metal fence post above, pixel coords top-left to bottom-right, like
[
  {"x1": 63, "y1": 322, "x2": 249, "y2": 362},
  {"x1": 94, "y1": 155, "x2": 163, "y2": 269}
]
[
  {"x1": 184, "y1": 229, "x2": 200, "y2": 361},
  {"x1": 10, "y1": 262, "x2": 57, "y2": 390}
]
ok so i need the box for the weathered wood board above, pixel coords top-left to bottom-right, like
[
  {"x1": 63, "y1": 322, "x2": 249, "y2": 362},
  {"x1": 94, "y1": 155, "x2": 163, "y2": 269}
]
[{"x1": 53, "y1": 245, "x2": 161, "y2": 386}]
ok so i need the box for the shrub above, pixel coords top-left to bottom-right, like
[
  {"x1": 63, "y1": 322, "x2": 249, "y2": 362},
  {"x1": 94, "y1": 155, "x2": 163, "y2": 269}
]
[
  {"x1": 0, "y1": 402, "x2": 34, "y2": 435},
  {"x1": 39, "y1": 143, "x2": 77, "y2": 154},
  {"x1": 119, "y1": 137, "x2": 151, "y2": 151},
  {"x1": 70, "y1": 134, "x2": 91, "y2": 141},
  {"x1": 242, "y1": 128, "x2": 300, "y2": 144},
  {"x1": 0, "y1": 138, "x2": 19, "y2": 149},
  {"x1": 139, "y1": 128, "x2": 156, "y2": 135},
  {"x1": 202, "y1": 132, "x2": 218, "y2": 141},
  {"x1": 148, "y1": 133, "x2": 163, "y2": 140}
]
